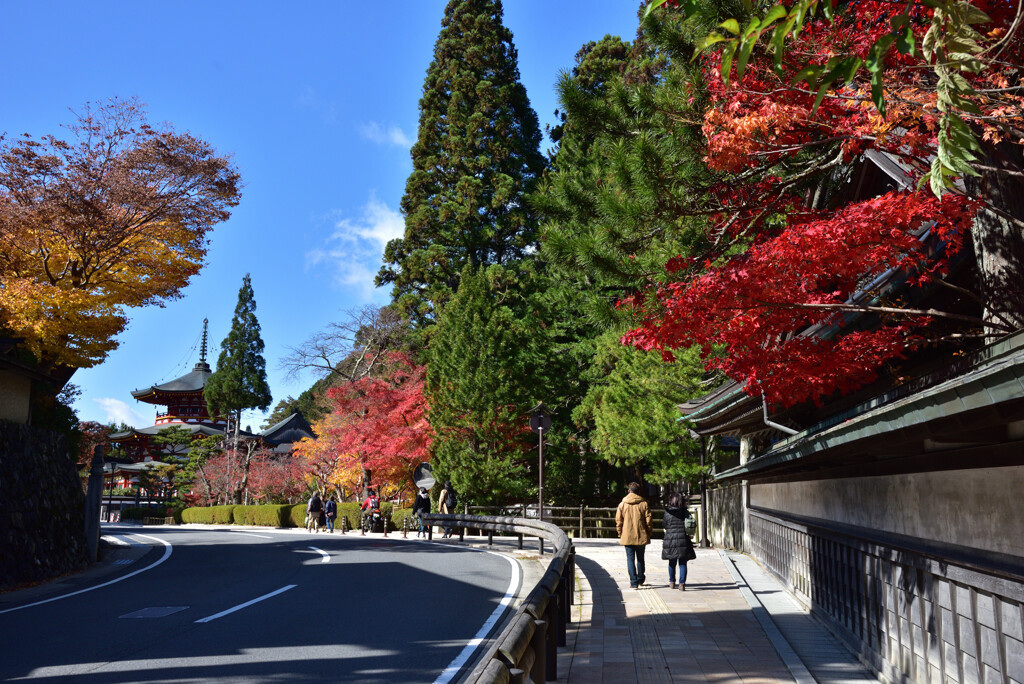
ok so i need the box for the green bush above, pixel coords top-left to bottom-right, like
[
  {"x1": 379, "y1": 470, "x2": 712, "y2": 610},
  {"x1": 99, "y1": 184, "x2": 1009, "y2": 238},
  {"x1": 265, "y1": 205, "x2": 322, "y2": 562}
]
[
  {"x1": 119, "y1": 505, "x2": 165, "y2": 521},
  {"x1": 233, "y1": 504, "x2": 290, "y2": 527},
  {"x1": 181, "y1": 505, "x2": 237, "y2": 524},
  {"x1": 287, "y1": 503, "x2": 306, "y2": 527},
  {"x1": 338, "y1": 502, "x2": 362, "y2": 531},
  {"x1": 390, "y1": 507, "x2": 416, "y2": 531}
]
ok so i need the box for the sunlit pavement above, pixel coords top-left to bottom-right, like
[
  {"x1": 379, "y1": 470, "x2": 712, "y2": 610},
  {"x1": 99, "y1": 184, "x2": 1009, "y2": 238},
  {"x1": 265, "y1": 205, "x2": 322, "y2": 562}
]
[{"x1": 554, "y1": 539, "x2": 878, "y2": 684}]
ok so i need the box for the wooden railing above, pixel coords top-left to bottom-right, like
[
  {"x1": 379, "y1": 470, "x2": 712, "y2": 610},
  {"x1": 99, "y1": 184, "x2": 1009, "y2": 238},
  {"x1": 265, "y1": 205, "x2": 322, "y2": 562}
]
[
  {"x1": 466, "y1": 504, "x2": 703, "y2": 540},
  {"x1": 422, "y1": 513, "x2": 574, "y2": 683}
]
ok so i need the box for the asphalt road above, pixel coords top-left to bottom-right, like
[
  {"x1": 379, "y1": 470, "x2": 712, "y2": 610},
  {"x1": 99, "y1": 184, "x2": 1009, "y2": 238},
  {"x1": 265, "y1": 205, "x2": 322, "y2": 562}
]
[{"x1": 0, "y1": 525, "x2": 520, "y2": 683}]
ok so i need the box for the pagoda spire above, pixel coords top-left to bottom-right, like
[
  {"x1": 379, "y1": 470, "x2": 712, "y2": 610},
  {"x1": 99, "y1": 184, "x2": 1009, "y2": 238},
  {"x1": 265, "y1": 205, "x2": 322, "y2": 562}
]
[{"x1": 195, "y1": 318, "x2": 211, "y2": 372}]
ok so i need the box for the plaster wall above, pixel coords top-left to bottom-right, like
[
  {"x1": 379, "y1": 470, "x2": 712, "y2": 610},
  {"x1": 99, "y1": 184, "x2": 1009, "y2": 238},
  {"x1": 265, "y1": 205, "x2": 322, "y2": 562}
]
[
  {"x1": 0, "y1": 369, "x2": 31, "y2": 424},
  {"x1": 707, "y1": 481, "x2": 747, "y2": 551},
  {"x1": 749, "y1": 465, "x2": 1024, "y2": 558}
]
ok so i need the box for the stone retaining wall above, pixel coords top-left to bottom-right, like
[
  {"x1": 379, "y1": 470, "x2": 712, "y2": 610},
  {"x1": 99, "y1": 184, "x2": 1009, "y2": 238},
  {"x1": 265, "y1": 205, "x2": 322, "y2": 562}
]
[{"x1": 0, "y1": 422, "x2": 88, "y2": 590}]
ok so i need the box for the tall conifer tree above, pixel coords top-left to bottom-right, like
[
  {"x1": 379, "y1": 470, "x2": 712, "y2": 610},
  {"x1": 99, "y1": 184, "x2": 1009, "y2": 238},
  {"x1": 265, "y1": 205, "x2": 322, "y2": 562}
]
[
  {"x1": 206, "y1": 273, "x2": 272, "y2": 503},
  {"x1": 377, "y1": 0, "x2": 546, "y2": 326}
]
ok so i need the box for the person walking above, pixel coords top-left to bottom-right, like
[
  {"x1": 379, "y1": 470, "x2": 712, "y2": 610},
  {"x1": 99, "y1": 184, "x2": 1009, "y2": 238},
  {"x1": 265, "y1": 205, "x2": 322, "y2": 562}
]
[
  {"x1": 324, "y1": 495, "x2": 337, "y2": 533},
  {"x1": 412, "y1": 487, "x2": 431, "y2": 537},
  {"x1": 438, "y1": 481, "x2": 457, "y2": 538},
  {"x1": 616, "y1": 482, "x2": 653, "y2": 589},
  {"x1": 306, "y1": 491, "x2": 323, "y2": 533},
  {"x1": 662, "y1": 492, "x2": 697, "y2": 589}
]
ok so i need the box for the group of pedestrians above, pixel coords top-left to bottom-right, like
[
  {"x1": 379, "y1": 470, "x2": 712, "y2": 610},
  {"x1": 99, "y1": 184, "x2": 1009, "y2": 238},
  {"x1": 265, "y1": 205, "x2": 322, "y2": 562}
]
[
  {"x1": 303, "y1": 481, "x2": 459, "y2": 538},
  {"x1": 305, "y1": 492, "x2": 337, "y2": 533},
  {"x1": 616, "y1": 482, "x2": 696, "y2": 590}
]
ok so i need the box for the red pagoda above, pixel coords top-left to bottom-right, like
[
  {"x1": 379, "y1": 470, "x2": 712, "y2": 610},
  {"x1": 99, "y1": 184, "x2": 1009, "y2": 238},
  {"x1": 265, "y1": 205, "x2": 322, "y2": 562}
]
[{"x1": 110, "y1": 320, "x2": 228, "y2": 461}]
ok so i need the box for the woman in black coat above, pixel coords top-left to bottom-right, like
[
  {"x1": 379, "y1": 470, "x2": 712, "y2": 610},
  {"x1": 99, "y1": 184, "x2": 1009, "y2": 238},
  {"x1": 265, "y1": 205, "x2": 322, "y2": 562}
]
[{"x1": 662, "y1": 492, "x2": 696, "y2": 589}]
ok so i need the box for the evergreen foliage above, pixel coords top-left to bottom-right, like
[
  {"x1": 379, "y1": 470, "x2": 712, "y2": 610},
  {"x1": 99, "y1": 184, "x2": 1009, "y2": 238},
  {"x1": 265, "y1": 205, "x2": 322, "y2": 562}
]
[
  {"x1": 531, "y1": 20, "x2": 714, "y2": 485},
  {"x1": 205, "y1": 273, "x2": 273, "y2": 423},
  {"x1": 426, "y1": 265, "x2": 550, "y2": 504},
  {"x1": 376, "y1": 0, "x2": 546, "y2": 327},
  {"x1": 576, "y1": 332, "x2": 706, "y2": 484}
]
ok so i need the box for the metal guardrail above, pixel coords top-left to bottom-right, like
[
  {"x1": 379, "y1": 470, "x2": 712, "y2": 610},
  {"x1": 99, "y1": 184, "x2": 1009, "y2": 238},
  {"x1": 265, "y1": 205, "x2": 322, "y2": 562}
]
[{"x1": 421, "y1": 513, "x2": 575, "y2": 683}]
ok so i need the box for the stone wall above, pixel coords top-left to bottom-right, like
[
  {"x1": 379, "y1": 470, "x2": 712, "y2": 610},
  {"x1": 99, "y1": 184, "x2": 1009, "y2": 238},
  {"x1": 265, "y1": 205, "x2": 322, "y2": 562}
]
[{"x1": 0, "y1": 422, "x2": 88, "y2": 590}]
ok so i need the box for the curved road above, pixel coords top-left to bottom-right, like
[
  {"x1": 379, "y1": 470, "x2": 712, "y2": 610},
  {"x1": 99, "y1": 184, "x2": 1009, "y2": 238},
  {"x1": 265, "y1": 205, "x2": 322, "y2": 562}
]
[{"x1": 0, "y1": 525, "x2": 519, "y2": 683}]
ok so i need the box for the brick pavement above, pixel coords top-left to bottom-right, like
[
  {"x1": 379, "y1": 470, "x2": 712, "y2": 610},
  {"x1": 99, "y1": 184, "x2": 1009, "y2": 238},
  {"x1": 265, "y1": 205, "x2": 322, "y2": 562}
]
[{"x1": 556, "y1": 539, "x2": 878, "y2": 684}]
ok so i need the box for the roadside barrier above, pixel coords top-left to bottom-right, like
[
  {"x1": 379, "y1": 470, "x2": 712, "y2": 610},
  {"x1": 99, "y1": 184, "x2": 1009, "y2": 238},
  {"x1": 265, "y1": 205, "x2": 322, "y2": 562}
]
[{"x1": 421, "y1": 513, "x2": 575, "y2": 683}]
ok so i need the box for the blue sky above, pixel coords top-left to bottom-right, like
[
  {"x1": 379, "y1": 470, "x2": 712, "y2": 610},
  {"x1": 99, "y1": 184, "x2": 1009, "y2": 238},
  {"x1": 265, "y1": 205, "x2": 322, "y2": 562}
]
[{"x1": 1, "y1": 1, "x2": 641, "y2": 431}]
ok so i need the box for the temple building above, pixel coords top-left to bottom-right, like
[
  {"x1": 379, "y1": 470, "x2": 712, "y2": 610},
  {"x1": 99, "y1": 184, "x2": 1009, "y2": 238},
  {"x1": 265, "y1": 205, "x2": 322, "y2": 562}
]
[{"x1": 109, "y1": 320, "x2": 311, "y2": 462}]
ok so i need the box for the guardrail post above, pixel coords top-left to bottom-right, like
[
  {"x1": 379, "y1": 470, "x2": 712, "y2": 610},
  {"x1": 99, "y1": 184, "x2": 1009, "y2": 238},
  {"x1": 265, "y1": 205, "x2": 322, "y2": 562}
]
[
  {"x1": 530, "y1": 619, "x2": 546, "y2": 683},
  {"x1": 544, "y1": 599, "x2": 558, "y2": 681},
  {"x1": 488, "y1": 529, "x2": 493, "y2": 546},
  {"x1": 567, "y1": 546, "x2": 576, "y2": 608},
  {"x1": 558, "y1": 573, "x2": 569, "y2": 645}
]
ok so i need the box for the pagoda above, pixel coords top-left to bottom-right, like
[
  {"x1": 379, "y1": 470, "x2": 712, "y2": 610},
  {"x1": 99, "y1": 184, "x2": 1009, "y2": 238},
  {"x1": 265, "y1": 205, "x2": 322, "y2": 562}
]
[
  {"x1": 110, "y1": 320, "x2": 229, "y2": 461},
  {"x1": 131, "y1": 319, "x2": 224, "y2": 430},
  {"x1": 109, "y1": 320, "x2": 313, "y2": 463}
]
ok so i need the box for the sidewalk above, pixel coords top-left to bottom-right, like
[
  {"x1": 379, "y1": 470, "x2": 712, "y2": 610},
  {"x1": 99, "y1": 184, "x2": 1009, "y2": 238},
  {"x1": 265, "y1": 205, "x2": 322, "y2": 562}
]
[{"x1": 557, "y1": 539, "x2": 878, "y2": 684}]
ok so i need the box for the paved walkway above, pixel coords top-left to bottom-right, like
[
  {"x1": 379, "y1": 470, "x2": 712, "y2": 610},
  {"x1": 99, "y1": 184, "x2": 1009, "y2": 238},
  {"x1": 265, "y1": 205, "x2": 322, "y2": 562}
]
[{"x1": 556, "y1": 539, "x2": 878, "y2": 684}]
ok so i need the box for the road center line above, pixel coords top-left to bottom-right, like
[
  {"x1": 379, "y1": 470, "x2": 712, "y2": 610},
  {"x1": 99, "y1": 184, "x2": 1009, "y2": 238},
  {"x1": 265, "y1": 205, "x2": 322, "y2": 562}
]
[
  {"x1": 194, "y1": 585, "x2": 296, "y2": 623},
  {"x1": 309, "y1": 546, "x2": 330, "y2": 563}
]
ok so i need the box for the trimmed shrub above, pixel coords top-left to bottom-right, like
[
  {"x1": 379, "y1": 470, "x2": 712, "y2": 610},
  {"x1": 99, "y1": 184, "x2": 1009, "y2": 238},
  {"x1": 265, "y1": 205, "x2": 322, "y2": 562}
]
[
  {"x1": 233, "y1": 505, "x2": 290, "y2": 527},
  {"x1": 181, "y1": 505, "x2": 237, "y2": 524},
  {"x1": 390, "y1": 507, "x2": 415, "y2": 531},
  {"x1": 288, "y1": 503, "x2": 307, "y2": 527},
  {"x1": 119, "y1": 505, "x2": 164, "y2": 521}
]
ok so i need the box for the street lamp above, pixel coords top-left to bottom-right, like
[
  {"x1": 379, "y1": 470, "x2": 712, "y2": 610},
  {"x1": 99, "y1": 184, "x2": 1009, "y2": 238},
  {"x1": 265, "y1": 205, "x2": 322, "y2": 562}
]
[{"x1": 528, "y1": 403, "x2": 551, "y2": 552}]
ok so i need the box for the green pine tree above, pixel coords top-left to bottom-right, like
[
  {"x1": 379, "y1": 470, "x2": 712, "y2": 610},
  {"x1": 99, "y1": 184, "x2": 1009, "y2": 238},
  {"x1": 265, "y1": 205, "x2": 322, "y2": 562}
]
[
  {"x1": 205, "y1": 273, "x2": 272, "y2": 502},
  {"x1": 376, "y1": 0, "x2": 546, "y2": 327},
  {"x1": 426, "y1": 265, "x2": 550, "y2": 505}
]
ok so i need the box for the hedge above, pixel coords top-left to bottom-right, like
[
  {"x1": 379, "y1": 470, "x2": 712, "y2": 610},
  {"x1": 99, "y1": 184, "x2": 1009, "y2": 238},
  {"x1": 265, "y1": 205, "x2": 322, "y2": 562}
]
[
  {"x1": 178, "y1": 502, "x2": 417, "y2": 530},
  {"x1": 233, "y1": 504, "x2": 291, "y2": 527},
  {"x1": 181, "y1": 505, "x2": 237, "y2": 525}
]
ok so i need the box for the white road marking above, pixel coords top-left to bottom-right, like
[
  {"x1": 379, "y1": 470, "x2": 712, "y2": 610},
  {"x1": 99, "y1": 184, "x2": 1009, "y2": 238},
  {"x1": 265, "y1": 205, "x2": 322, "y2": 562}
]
[
  {"x1": 309, "y1": 546, "x2": 330, "y2": 563},
  {"x1": 194, "y1": 584, "x2": 296, "y2": 623},
  {"x1": 18, "y1": 646, "x2": 400, "y2": 678},
  {"x1": 434, "y1": 550, "x2": 521, "y2": 684},
  {"x1": 0, "y1": 533, "x2": 173, "y2": 615},
  {"x1": 228, "y1": 530, "x2": 272, "y2": 538}
]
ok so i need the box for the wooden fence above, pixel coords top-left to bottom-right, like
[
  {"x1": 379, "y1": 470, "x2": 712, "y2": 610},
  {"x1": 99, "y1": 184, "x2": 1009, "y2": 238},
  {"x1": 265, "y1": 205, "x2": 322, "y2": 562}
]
[{"x1": 466, "y1": 504, "x2": 703, "y2": 540}]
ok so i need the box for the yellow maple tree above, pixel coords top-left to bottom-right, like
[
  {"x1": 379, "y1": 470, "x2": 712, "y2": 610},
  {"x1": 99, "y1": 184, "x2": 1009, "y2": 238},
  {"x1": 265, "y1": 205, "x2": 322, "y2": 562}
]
[{"x1": 0, "y1": 97, "x2": 241, "y2": 371}]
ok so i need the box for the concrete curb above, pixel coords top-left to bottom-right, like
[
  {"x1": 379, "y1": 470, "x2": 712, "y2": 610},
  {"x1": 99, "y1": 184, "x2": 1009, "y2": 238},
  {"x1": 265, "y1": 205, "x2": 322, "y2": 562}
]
[{"x1": 719, "y1": 548, "x2": 817, "y2": 684}]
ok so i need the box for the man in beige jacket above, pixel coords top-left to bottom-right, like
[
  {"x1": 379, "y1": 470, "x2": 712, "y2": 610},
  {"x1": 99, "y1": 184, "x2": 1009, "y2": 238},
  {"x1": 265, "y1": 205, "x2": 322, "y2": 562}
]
[{"x1": 616, "y1": 482, "x2": 653, "y2": 589}]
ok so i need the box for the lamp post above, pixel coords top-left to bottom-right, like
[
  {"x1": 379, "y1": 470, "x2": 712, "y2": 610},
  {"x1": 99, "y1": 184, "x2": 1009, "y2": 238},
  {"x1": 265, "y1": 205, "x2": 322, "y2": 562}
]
[{"x1": 528, "y1": 403, "x2": 551, "y2": 554}]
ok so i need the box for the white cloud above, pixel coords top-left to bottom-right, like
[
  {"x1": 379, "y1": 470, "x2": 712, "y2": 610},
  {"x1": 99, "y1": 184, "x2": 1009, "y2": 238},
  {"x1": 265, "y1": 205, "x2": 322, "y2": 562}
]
[
  {"x1": 94, "y1": 398, "x2": 148, "y2": 428},
  {"x1": 307, "y1": 195, "x2": 405, "y2": 300},
  {"x1": 359, "y1": 121, "x2": 412, "y2": 148}
]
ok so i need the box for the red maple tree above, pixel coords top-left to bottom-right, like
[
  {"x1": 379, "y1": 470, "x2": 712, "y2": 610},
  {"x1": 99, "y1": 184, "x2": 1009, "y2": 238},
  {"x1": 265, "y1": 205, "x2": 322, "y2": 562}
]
[
  {"x1": 626, "y1": 0, "x2": 1021, "y2": 406},
  {"x1": 299, "y1": 352, "x2": 432, "y2": 495}
]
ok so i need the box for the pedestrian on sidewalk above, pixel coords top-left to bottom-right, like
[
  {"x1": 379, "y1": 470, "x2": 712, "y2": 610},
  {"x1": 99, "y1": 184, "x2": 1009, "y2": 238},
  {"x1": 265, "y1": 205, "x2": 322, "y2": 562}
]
[
  {"x1": 438, "y1": 481, "x2": 457, "y2": 538},
  {"x1": 616, "y1": 482, "x2": 653, "y2": 589},
  {"x1": 412, "y1": 487, "x2": 431, "y2": 537},
  {"x1": 324, "y1": 495, "x2": 337, "y2": 533},
  {"x1": 662, "y1": 492, "x2": 697, "y2": 589},
  {"x1": 306, "y1": 491, "x2": 323, "y2": 533}
]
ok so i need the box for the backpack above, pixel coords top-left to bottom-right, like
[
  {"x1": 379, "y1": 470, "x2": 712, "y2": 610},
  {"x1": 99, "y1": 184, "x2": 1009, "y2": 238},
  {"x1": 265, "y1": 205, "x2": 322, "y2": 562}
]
[
  {"x1": 444, "y1": 490, "x2": 457, "y2": 512},
  {"x1": 683, "y1": 510, "x2": 697, "y2": 536}
]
